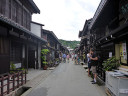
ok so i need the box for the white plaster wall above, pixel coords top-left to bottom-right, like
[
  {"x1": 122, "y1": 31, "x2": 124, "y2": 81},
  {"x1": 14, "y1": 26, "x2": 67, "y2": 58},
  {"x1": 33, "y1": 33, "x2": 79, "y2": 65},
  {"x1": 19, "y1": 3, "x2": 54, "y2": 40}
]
[{"x1": 31, "y1": 23, "x2": 41, "y2": 37}]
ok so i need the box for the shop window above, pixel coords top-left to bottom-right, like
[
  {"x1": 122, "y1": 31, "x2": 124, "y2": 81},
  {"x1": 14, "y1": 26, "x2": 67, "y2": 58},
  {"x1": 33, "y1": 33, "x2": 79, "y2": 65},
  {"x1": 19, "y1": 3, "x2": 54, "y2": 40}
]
[{"x1": 115, "y1": 41, "x2": 127, "y2": 65}]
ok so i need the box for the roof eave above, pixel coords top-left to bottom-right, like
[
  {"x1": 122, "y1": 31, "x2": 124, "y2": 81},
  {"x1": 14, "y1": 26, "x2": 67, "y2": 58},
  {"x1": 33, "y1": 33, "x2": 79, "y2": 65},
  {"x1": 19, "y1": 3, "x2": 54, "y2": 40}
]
[{"x1": 28, "y1": 0, "x2": 40, "y2": 14}]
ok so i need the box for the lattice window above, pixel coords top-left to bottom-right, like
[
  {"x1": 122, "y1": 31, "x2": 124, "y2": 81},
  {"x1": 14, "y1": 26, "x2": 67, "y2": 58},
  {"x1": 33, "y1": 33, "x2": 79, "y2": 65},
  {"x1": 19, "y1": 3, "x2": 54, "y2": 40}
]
[
  {"x1": 10, "y1": 42, "x2": 22, "y2": 63},
  {"x1": 0, "y1": 37, "x2": 9, "y2": 55}
]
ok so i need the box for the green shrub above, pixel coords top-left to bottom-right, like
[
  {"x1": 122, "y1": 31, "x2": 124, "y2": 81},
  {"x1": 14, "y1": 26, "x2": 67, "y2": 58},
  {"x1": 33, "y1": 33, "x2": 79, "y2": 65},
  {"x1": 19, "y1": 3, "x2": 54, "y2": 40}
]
[
  {"x1": 41, "y1": 49, "x2": 49, "y2": 66},
  {"x1": 102, "y1": 56, "x2": 120, "y2": 71},
  {"x1": 41, "y1": 49, "x2": 49, "y2": 55},
  {"x1": 10, "y1": 62, "x2": 27, "y2": 74},
  {"x1": 10, "y1": 62, "x2": 16, "y2": 70},
  {"x1": 43, "y1": 61, "x2": 48, "y2": 66}
]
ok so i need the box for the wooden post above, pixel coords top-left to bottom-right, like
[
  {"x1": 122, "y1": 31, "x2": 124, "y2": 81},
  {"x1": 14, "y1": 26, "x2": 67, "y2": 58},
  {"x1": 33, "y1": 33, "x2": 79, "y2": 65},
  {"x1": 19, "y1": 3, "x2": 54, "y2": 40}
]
[
  {"x1": 17, "y1": 72, "x2": 19, "y2": 88},
  {"x1": 25, "y1": 70, "x2": 26, "y2": 83},
  {"x1": 7, "y1": 74, "x2": 10, "y2": 94},
  {"x1": 21, "y1": 71, "x2": 23, "y2": 85},
  {"x1": 12, "y1": 74, "x2": 15, "y2": 91},
  {"x1": 1, "y1": 76, "x2": 4, "y2": 96}
]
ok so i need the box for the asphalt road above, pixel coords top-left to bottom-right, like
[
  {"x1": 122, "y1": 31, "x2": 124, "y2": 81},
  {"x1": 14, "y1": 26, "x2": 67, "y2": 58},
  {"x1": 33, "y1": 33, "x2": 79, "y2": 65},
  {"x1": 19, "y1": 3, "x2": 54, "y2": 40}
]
[{"x1": 27, "y1": 60, "x2": 106, "y2": 96}]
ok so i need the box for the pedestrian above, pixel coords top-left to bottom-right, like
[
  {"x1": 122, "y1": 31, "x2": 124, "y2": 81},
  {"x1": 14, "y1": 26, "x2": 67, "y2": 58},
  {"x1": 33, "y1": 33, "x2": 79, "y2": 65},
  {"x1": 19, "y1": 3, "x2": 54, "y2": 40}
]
[
  {"x1": 90, "y1": 49, "x2": 98, "y2": 84},
  {"x1": 74, "y1": 53, "x2": 77, "y2": 64},
  {"x1": 77, "y1": 55, "x2": 80, "y2": 64},
  {"x1": 87, "y1": 51, "x2": 91, "y2": 76},
  {"x1": 62, "y1": 53, "x2": 66, "y2": 63},
  {"x1": 67, "y1": 54, "x2": 70, "y2": 63},
  {"x1": 59, "y1": 52, "x2": 62, "y2": 63},
  {"x1": 71, "y1": 53, "x2": 74, "y2": 61}
]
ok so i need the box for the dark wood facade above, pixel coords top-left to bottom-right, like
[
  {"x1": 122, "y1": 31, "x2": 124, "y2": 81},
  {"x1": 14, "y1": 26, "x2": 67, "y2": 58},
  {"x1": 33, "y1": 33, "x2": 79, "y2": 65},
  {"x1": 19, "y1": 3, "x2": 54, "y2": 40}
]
[
  {"x1": 79, "y1": 0, "x2": 128, "y2": 81},
  {"x1": 78, "y1": 19, "x2": 92, "y2": 62},
  {"x1": 41, "y1": 29, "x2": 68, "y2": 67},
  {"x1": 0, "y1": 0, "x2": 33, "y2": 30},
  {"x1": 0, "y1": 0, "x2": 46, "y2": 74}
]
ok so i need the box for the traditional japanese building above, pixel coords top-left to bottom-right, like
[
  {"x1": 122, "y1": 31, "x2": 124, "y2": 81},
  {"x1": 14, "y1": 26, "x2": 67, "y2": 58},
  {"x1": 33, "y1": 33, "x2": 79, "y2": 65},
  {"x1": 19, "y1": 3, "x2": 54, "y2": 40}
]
[
  {"x1": 31, "y1": 21, "x2": 46, "y2": 69},
  {"x1": 78, "y1": 19, "x2": 92, "y2": 62},
  {"x1": 41, "y1": 29, "x2": 62, "y2": 66},
  {"x1": 85, "y1": 0, "x2": 128, "y2": 81},
  {"x1": 0, "y1": 0, "x2": 46, "y2": 74}
]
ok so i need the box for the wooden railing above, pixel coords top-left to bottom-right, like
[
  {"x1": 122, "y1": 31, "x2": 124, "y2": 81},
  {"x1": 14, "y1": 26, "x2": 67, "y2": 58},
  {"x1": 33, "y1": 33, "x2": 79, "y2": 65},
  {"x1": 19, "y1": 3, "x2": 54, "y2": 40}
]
[
  {"x1": 0, "y1": 70, "x2": 27, "y2": 96},
  {"x1": 97, "y1": 66, "x2": 105, "y2": 81}
]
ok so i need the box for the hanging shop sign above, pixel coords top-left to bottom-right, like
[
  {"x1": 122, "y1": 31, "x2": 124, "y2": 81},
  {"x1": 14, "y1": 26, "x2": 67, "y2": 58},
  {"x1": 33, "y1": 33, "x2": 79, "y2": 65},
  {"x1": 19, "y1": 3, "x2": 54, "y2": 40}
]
[
  {"x1": 122, "y1": 42, "x2": 127, "y2": 60},
  {"x1": 120, "y1": 41, "x2": 127, "y2": 60}
]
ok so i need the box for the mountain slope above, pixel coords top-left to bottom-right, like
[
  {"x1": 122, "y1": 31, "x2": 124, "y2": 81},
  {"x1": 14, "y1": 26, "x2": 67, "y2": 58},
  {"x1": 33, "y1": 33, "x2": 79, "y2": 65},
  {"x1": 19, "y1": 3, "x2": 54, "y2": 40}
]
[{"x1": 59, "y1": 39, "x2": 80, "y2": 49}]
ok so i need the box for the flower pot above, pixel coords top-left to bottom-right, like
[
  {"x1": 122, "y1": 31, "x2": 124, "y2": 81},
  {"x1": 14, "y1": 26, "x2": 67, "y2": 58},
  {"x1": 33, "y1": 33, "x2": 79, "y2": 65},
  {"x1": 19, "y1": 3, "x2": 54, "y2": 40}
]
[{"x1": 43, "y1": 66, "x2": 47, "y2": 70}]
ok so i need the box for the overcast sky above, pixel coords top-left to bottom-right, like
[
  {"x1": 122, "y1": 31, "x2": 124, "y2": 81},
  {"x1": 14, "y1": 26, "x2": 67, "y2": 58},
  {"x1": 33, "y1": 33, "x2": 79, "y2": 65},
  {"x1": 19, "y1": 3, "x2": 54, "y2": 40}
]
[{"x1": 32, "y1": 0, "x2": 101, "y2": 41}]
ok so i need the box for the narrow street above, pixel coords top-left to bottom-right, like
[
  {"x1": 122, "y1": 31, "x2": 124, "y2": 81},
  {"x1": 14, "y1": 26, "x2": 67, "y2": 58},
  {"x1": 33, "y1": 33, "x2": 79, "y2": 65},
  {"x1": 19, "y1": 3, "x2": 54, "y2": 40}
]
[{"x1": 27, "y1": 60, "x2": 106, "y2": 96}]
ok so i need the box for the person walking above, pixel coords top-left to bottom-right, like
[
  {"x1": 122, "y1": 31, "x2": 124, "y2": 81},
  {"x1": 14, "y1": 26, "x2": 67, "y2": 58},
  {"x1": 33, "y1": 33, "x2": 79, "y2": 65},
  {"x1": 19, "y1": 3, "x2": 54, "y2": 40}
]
[
  {"x1": 77, "y1": 53, "x2": 80, "y2": 64},
  {"x1": 67, "y1": 54, "x2": 70, "y2": 63},
  {"x1": 59, "y1": 52, "x2": 62, "y2": 63},
  {"x1": 74, "y1": 53, "x2": 77, "y2": 64},
  {"x1": 77, "y1": 56, "x2": 80, "y2": 64},
  {"x1": 71, "y1": 53, "x2": 74, "y2": 61},
  {"x1": 87, "y1": 51, "x2": 91, "y2": 76},
  {"x1": 62, "y1": 53, "x2": 66, "y2": 63},
  {"x1": 90, "y1": 49, "x2": 98, "y2": 84}
]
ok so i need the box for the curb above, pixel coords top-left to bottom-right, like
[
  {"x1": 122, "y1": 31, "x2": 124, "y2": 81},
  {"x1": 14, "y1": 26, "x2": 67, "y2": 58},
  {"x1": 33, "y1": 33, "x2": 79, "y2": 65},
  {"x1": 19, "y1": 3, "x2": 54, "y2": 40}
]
[{"x1": 21, "y1": 70, "x2": 52, "y2": 96}]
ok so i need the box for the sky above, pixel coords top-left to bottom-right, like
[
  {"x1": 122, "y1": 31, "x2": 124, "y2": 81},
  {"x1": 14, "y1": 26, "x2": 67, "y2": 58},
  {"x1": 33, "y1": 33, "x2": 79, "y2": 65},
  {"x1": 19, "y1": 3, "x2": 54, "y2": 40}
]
[{"x1": 32, "y1": 0, "x2": 101, "y2": 41}]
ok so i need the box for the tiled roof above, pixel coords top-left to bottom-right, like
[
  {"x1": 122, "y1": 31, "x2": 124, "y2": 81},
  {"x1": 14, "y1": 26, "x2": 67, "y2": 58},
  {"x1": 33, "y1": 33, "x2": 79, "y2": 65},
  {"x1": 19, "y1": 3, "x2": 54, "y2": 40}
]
[{"x1": 0, "y1": 14, "x2": 47, "y2": 43}]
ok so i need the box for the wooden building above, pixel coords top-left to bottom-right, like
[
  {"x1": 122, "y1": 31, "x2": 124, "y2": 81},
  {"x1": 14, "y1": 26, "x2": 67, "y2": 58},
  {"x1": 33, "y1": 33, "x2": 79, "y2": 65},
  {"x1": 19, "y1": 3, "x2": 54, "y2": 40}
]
[
  {"x1": 78, "y1": 19, "x2": 92, "y2": 62},
  {"x1": 0, "y1": 0, "x2": 46, "y2": 74},
  {"x1": 42, "y1": 29, "x2": 62, "y2": 66},
  {"x1": 31, "y1": 21, "x2": 46, "y2": 69},
  {"x1": 82, "y1": 0, "x2": 128, "y2": 81}
]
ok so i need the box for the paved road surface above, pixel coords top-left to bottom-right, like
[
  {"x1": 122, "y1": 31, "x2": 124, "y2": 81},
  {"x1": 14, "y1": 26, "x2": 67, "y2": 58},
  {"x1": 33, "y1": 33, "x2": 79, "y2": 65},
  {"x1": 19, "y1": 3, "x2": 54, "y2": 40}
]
[{"x1": 27, "y1": 60, "x2": 106, "y2": 96}]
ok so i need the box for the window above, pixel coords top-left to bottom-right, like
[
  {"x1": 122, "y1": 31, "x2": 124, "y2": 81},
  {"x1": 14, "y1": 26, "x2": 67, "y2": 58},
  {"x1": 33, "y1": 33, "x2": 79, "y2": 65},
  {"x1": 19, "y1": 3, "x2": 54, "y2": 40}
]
[
  {"x1": 10, "y1": 42, "x2": 22, "y2": 63},
  {"x1": 0, "y1": 37, "x2": 9, "y2": 55},
  {"x1": 115, "y1": 41, "x2": 127, "y2": 65},
  {"x1": 9, "y1": 0, "x2": 11, "y2": 18},
  {"x1": 17, "y1": 4, "x2": 22, "y2": 25},
  {"x1": 27, "y1": 12, "x2": 31, "y2": 30},
  {"x1": 12, "y1": 0, "x2": 17, "y2": 22},
  {"x1": 23, "y1": 9, "x2": 27, "y2": 28},
  {"x1": 0, "y1": 0, "x2": 6, "y2": 15}
]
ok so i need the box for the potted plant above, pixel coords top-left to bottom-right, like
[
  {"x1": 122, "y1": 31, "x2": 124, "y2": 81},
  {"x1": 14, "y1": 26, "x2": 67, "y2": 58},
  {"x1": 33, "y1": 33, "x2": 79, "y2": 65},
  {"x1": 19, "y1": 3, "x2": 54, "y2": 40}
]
[
  {"x1": 43, "y1": 61, "x2": 48, "y2": 70},
  {"x1": 41, "y1": 49, "x2": 49, "y2": 70},
  {"x1": 102, "y1": 56, "x2": 120, "y2": 71},
  {"x1": 10, "y1": 62, "x2": 16, "y2": 74}
]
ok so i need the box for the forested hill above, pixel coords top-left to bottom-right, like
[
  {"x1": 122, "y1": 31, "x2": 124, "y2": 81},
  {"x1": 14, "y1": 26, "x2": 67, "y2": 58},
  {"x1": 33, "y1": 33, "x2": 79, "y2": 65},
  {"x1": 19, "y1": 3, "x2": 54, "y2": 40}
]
[{"x1": 59, "y1": 39, "x2": 80, "y2": 49}]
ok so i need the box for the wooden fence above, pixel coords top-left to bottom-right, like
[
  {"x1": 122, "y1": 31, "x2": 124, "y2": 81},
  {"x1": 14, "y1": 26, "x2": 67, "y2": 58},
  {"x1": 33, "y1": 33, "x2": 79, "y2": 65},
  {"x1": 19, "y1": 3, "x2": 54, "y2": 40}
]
[{"x1": 0, "y1": 70, "x2": 26, "y2": 96}]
